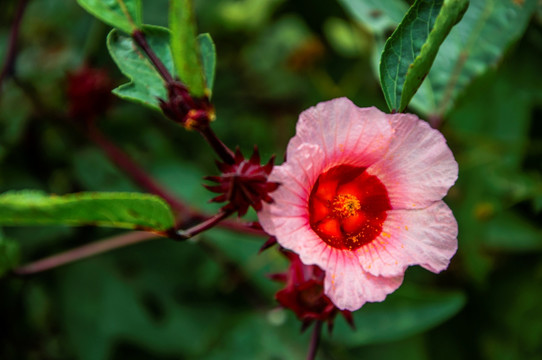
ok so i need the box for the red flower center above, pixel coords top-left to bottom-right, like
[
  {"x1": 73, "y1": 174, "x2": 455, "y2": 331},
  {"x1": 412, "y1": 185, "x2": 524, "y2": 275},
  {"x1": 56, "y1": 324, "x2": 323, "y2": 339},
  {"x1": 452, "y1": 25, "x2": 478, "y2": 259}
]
[{"x1": 308, "y1": 165, "x2": 391, "y2": 250}]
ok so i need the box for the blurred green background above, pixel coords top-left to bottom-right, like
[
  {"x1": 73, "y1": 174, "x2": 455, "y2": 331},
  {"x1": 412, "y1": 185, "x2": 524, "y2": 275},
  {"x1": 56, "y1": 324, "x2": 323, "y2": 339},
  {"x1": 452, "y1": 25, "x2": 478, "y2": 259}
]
[{"x1": 1, "y1": 0, "x2": 541, "y2": 359}]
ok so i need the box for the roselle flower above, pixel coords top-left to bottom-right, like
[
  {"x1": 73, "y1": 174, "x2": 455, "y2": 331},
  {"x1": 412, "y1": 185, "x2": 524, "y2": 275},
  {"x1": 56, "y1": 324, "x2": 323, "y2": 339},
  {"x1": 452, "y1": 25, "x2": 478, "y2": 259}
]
[
  {"x1": 258, "y1": 98, "x2": 458, "y2": 311},
  {"x1": 270, "y1": 250, "x2": 353, "y2": 332},
  {"x1": 205, "y1": 147, "x2": 279, "y2": 216}
]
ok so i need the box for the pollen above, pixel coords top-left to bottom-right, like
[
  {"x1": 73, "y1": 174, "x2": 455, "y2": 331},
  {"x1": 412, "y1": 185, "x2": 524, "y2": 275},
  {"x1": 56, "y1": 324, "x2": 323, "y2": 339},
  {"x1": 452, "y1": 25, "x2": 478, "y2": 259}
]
[{"x1": 332, "y1": 194, "x2": 361, "y2": 218}]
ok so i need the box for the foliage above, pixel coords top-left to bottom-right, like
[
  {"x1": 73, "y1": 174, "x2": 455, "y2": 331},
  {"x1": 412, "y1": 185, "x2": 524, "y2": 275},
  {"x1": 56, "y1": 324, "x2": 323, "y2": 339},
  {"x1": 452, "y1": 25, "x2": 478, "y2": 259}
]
[
  {"x1": 107, "y1": 25, "x2": 174, "y2": 110},
  {"x1": 379, "y1": 0, "x2": 468, "y2": 112},
  {"x1": 0, "y1": 190, "x2": 174, "y2": 230}
]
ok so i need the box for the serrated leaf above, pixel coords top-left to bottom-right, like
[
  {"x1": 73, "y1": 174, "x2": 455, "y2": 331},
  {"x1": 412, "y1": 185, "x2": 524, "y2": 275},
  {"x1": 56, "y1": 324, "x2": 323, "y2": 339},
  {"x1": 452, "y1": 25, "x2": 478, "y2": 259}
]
[
  {"x1": 380, "y1": 0, "x2": 469, "y2": 113},
  {"x1": 77, "y1": 0, "x2": 142, "y2": 34},
  {"x1": 169, "y1": 0, "x2": 206, "y2": 97},
  {"x1": 329, "y1": 286, "x2": 466, "y2": 346},
  {"x1": 0, "y1": 190, "x2": 175, "y2": 231},
  {"x1": 411, "y1": 0, "x2": 538, "y2": 116},
  {"x1": 197, "y1": 33, "x2": 216, "y2": 95},
  {"x1": 107, "y1": 25, "x2": 174, "y2": 110}
]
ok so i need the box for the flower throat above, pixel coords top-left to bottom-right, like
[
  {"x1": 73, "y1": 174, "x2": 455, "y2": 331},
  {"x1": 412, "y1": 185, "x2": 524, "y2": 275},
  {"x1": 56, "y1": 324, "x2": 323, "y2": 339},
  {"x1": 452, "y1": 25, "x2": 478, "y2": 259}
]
[{"x1": 308, "y1": 165, "x2": 391, "y2": 251}]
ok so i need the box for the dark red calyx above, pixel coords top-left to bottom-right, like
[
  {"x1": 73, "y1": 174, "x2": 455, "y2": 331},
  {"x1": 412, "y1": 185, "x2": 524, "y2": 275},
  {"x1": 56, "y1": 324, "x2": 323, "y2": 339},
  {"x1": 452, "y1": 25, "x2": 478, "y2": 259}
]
[
  {"x1": 159, "y1": 81, "x2": 214, "y2": 131},
  {"x1": 205, "y1": 146, "x2": 279, "y2": 216}
]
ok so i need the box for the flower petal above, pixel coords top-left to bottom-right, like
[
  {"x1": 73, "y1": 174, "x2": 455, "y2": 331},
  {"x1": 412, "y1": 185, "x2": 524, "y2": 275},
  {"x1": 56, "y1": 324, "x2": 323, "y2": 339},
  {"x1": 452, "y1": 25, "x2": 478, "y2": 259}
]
[
  {"x1": 366, "y1": 113, "x2": 458, "y2": 209},
  {"x1": 324, "y1": 250, "x2": 403, "y2": 311},
  {"x1": 288, "y1": 98, "x2": 393, "y2": 169},
  {"x1": 259, "y1": 143, "x2": 323, "y2": 236},
  {"x1": 357, "y1": 201, "x2": 458, "y2": 277}
]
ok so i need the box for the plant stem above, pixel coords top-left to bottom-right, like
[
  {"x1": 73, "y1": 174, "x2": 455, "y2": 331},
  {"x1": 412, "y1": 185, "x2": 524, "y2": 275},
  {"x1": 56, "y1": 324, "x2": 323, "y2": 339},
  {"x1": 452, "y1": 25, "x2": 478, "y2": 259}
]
[
  {"x1": 13, "y1": 215, "x2": 264, "y2": 275},
  {"x1": 86, "y1": 124, "x2": 193, "y2": 219},
  {"x1": 13, "y1": 231, "x2": 156, "y2": 275},
  {"x1": 0, "y1": 0, "x2": 30, "y2": 94},
  {"x1": 132, "y1": 29, "x2": 175, "y2": 85},
  {"x1": 14, "y1": 79, "x2": 264, "y2": 239},
  {"x1": 199, "y1": 126, "x2": 235, "y2": 164},
  {"x1": 307, "y1": 321, "x2": 323, "y2": 360},
  {"x1": 176, "y1": 209, "x2": 234, "y2": 239}
]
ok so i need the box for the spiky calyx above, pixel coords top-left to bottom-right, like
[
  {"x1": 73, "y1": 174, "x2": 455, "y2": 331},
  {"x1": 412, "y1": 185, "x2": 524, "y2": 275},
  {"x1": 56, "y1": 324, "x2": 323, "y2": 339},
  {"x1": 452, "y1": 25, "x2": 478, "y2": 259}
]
[{"x1": 205, "y1": 147, "x2": 279, "y2": 217}]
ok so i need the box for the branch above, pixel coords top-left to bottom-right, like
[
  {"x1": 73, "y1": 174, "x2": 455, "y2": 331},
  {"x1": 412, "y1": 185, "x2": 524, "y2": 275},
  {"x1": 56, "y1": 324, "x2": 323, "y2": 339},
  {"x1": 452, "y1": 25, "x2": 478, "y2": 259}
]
[
  {"x1": 13, "y1": 231, "x2": 157, "y2": 275},
  {"x1": 175, "y1": 209, "x2": 234, "y2": 240},
  {"x1": 199, "y1": 125, "x2": 235, "y2": 165},
  {"x1": 12, "y1": 209, "x2": 242, "y2": 275},
  {"x1": 86, "y1": 124, "x2": 193, "y2": 219}
]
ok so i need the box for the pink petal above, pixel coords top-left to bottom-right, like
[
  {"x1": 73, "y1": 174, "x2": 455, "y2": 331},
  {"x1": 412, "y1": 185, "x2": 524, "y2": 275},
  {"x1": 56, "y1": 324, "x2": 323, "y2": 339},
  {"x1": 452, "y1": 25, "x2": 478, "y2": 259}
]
[
  {"x1": 259, "y1": 144, "x2": 323, "y2": 236},
  {"x1": 288, "y1": 98, "x2": 393, "y2": 170},
  {"x1": 324, "y1": 250, "x2": 404, "y2": 311},
  {"x1": 366, "y1": 113, "x2": 458, "y2": 210},
  {"x1": 357, "y1": 201, "x2": 458, "y2": 277}
]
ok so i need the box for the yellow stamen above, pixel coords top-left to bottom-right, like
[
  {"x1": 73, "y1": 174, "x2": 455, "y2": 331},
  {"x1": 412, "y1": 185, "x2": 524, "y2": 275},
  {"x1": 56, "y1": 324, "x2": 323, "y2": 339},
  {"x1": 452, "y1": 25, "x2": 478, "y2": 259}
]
[{"x1": 332, "y1": 194, "x2": 361, "y2": 218}]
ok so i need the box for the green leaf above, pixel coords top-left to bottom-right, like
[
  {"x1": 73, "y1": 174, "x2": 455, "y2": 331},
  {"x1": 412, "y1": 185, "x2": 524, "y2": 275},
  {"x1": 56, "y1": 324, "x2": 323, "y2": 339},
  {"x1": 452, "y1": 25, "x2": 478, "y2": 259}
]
[
  {"x1": 107, "y1": 25, "x2": 175, "y2": 110},
  {"x1": 169, "y1": 0, "x2": 206, "y2": 97},
  {"x1": 197, "y1": 33, "x2": 217, "y2": 95},
  {"x1": 329, "y1": 286, "x2": 466, "y2": 346},
  {"x1": 0, "y1": 190, "x2": 175, "y2": 231},
  {"x1": 0, "y1": 230, "x2": 20, "y2": 276},
  {"x1": 76, "y1": 0, "x2": 142, "y2": 34},
  {"x1": 337, "y1": 0, "x2": 408, "y2": 36},
  {"x1": 411, "y1": 0, "x2": 538, "y2": 116},
  {"x1": 379, "y1": 0, "x2": 469, "y2": 113}
]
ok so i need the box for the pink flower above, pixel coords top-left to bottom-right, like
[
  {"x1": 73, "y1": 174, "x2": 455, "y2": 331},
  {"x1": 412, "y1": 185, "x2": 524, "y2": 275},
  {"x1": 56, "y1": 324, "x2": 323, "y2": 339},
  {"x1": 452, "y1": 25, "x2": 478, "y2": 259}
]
[{"x1": 258, "y1": 98, "x2": 458, "y2": 311}]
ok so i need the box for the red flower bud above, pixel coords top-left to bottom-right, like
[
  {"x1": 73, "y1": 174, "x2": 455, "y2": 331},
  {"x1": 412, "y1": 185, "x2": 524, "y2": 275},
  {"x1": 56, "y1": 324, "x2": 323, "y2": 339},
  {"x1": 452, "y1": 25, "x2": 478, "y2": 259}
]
[{"x1": 159, "y1": 81, "x2": 214, "y2": 130}]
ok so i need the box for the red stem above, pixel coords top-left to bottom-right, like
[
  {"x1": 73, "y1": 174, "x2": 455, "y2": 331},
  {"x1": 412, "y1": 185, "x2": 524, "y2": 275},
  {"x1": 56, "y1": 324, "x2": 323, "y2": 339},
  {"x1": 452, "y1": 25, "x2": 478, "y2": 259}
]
[
  {"x1": 176, "y1": 209, "x2": 234, "y2": 240},
  {"x1": 132, "y1": 29, "x2": 175, "y2": 85},
  {"x1": 199, "y1": 126, "x2": 235, "y2": 164},
  {"x1": 307, "y1": 321, "x2": 323, "y2": 360},
  {"x1": 12, "y1": 214, "x2": 265, "y2": 275},
  {"x1": 87, "y1": 124, "x2": 192, "y2": 219},
  {"x1": 13, "y1": 231, "x2": 157, "y2": 275}
]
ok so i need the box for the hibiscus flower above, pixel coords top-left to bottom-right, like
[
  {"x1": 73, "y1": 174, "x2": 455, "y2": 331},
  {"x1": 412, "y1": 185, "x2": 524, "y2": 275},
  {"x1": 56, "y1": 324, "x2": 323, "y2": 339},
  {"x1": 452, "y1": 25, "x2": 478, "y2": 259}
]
[{"x1": 259, "y1": 97, "x2": 458, "y2": 311}]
